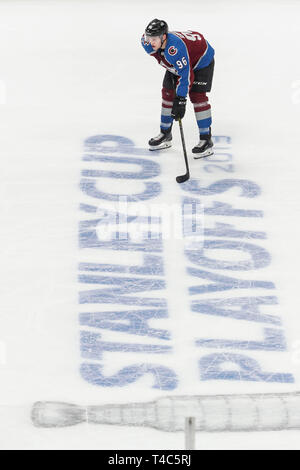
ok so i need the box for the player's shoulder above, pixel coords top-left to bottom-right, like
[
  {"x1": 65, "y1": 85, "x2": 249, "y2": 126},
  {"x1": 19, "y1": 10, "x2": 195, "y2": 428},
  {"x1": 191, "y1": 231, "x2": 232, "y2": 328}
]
[
  {"x1": 166, "y1": 32, "x2": 186, "y2": 48},
  {"x1": 164, "y1": 32, "x2": 187, "y2": 59}
]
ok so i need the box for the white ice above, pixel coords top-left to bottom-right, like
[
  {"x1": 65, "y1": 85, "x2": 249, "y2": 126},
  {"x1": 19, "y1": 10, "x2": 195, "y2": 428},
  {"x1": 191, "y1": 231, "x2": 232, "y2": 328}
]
[{"x1": 0, "y1": 0, "x2": 300, "y2": 450}]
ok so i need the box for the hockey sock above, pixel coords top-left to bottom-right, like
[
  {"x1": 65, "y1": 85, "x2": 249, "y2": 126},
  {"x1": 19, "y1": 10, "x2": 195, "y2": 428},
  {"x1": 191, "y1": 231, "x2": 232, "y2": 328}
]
[
  {"x1": 189, "y1": 91, "x2": 212, "y2": 135},
  {"x1": 160, "y1": 87, "x2": 175, "y2": 132}
]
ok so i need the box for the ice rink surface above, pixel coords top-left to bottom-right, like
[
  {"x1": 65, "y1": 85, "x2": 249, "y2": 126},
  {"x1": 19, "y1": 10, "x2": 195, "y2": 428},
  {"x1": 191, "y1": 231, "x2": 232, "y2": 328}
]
[{"x1": 1, "y1": 0, "x2": 300, "y2": 450}]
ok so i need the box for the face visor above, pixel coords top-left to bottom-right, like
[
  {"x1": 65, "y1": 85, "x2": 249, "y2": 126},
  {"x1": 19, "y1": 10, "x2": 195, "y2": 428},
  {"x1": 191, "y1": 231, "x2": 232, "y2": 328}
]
[{"x1": 144, "y1": 34, "x2": 164, "y2": 44}]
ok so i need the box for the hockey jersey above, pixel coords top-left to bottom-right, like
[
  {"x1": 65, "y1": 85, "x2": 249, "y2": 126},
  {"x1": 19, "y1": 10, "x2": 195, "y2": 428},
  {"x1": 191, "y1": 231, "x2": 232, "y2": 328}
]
[{"x1": 141, "y1": 30, "x2": 214, "y2": 98}]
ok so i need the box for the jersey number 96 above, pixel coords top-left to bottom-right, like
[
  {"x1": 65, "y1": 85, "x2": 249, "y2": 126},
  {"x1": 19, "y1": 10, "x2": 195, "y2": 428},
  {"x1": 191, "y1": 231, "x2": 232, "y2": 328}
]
[{"x1": 176, "y1": 57, "x2": 187, "y2": 69}]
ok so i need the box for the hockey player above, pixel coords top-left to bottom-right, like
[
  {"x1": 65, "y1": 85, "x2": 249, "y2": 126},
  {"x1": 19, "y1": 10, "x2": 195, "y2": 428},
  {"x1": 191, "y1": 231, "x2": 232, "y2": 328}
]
[{"x1": 141, "y1": 19, "x2": 215, "y2": 158}]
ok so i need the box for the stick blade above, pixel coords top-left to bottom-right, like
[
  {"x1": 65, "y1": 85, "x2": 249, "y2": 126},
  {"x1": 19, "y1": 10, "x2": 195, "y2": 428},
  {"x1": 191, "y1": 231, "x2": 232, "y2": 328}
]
[{"x1": 176, "y1": 172, "x2": 190, "y2": 184}]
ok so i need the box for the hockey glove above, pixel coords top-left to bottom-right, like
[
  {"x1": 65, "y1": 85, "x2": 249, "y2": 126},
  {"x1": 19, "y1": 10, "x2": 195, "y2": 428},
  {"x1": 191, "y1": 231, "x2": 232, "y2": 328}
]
[{"x1": 171, "y1": 95, "x2": 187, "y2": 121}]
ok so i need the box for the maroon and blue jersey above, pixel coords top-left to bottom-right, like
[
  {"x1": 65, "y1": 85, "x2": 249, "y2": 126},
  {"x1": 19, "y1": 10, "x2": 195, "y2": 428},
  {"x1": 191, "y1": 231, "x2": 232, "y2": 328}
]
[{"x1": 141, "y1": 30, "x2": 214, "y2": 98}]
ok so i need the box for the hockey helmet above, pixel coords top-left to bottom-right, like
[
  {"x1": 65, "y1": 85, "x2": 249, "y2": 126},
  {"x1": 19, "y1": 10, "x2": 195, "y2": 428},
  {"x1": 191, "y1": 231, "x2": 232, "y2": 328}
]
[{"x1": 145, "y1": 19, "x2": 168, "y2": 39}]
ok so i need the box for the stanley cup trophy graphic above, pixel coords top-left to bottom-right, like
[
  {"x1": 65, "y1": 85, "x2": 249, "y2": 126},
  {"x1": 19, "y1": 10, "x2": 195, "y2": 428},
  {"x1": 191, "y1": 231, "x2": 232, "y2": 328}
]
[{"x1": 32, "y1": 392, "x2": 300, "y2": 432}]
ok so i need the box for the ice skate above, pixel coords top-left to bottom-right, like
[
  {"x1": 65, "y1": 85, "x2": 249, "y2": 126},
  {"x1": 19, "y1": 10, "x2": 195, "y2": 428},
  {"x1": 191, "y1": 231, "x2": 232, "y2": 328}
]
[
  {"x1": 149, "y1": 129, "x2": 172, "y2": 151},
  {"x1": 192, "y1": 136, "x2": 214, "y2": 158}
]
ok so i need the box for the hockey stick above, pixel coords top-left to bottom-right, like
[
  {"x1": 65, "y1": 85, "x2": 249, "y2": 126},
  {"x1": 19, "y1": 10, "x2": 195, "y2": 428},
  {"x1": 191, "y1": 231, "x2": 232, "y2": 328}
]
[{"x1": 176, "y1": 118, "x2": 190, "y2": 184}]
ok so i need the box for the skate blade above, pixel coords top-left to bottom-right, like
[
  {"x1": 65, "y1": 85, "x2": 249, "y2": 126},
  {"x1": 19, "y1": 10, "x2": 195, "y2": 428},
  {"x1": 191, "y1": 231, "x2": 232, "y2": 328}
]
[
  {"x1": 149, "y1": 142, "x2": 172, "y2": 151},
  {"x1": 193, "y1": 148, "x2": 214, "y2": 159}
]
